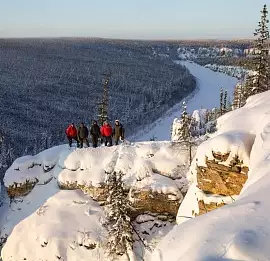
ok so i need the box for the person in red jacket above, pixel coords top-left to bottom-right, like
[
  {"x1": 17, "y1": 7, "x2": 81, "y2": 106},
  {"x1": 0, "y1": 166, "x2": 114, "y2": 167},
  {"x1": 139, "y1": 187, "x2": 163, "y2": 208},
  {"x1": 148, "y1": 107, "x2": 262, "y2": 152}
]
[
  {"x1": 100, "y1": 121, "x2": 113, "y2": 146},
  {"x1": 65, "y1": 123, "x2": 79, "y2": 148}
]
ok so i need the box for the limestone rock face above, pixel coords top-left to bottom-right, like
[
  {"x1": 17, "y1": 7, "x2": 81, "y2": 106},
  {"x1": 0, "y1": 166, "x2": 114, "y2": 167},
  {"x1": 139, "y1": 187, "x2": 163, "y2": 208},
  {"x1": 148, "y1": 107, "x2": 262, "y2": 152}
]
[
  {"x1": 130, "y1": 190, "x2": 181, "y2": 217},
  {"x1": 197, "y1": 157, "x2": 248, "y2": 196},
  {"x1": 59, "y1": 179, "x2": 182, "y2": 218},
  {"x1": 195, "y1": 152, "x2": 248, "y2": 216},
  {"x1": 58, "y1": 181, "x2": 107, "y2": 202},
  {"x1": 7, "y1": 179, "x2": 38, "y2": 198},
  {"x1": 197, "y1": 200, "x2": 226, "y2": 216}
]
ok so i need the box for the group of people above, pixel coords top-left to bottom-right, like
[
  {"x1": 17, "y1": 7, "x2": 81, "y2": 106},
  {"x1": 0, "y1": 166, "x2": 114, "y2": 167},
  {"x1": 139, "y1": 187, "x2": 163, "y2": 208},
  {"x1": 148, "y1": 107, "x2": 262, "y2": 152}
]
[{"x1": 65, "y1": 120, "x2": 125, "y2": 148}]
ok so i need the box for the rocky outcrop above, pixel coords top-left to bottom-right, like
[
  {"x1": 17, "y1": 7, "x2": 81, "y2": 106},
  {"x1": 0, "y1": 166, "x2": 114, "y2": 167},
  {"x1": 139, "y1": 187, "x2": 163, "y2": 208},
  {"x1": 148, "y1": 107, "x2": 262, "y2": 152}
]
[
  {"x1": 197, "y1": 200, "x2": 226, "y2": 216},
  {"x1": 7, "y1": 179, "x2": 38, "y2": 198},
  {"x1": 130, "y1": 190, "x2": 181, "y2": 217},
  {"x1": 197, "y1": 156, "x2": 248, "y2": 196},
  {"x1": 196, "y1": 152, "x2": 248, "y2": 215},
  {"x1": 59, "y1": 181, "x2": 182, "y2": 219},
  {"x1": 58, "y1": 181, "x2": 107, "y2": 202}
]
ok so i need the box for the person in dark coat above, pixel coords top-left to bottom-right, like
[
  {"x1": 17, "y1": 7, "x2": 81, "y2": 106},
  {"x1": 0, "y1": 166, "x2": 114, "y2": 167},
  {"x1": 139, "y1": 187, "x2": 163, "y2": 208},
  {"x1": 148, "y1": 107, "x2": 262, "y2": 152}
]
[
  {"x1": 100, "y1": 121, "x2": 113, "y2": 146},
  {"x1": 112, "y1": 120, "x2": 125, "y2": 145},
  {"x1": 90, "y1": 120, "x2": 100, "y2": 148},
  {"x1": 65, "y1": 123, "x2": 79, "y2": 148},
  {"x1": 77, "y1": 122, "x2": 89, "y2": 148}
]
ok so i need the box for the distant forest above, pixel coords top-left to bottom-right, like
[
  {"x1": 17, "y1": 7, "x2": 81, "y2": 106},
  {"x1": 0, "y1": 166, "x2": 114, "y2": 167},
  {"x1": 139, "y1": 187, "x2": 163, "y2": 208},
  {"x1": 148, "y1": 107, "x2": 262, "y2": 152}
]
[
  {"x1": 194, "y1": 57, "x2": 256, "y2": 70},
  {"x1": 0, "y1": 38, "x2": 197, "y2": 175}
]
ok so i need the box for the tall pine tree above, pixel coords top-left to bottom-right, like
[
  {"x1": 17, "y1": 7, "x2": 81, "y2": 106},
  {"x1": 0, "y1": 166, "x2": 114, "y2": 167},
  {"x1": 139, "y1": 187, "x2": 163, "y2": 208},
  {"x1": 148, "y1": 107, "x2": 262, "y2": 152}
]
[{"x1": 251, "y1": 4, "x2": 270, "y2": 94}]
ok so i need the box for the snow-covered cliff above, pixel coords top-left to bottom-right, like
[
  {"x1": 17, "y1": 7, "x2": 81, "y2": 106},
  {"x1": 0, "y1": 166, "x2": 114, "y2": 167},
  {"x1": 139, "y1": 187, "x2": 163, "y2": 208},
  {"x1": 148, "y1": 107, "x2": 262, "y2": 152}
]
[{"x1": 151, "y1": 90, "x2": 270, "y2": 261}]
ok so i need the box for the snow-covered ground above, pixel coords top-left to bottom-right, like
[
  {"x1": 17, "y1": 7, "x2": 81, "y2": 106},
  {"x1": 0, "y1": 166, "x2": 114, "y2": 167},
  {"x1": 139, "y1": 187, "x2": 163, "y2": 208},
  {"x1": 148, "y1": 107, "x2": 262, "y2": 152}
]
[
  {"x1": 151, "y1": 90, "x2": 270, "y2": 261},
  {"x1": 132, "y1": 61, "x2": 237, "y2": 142}
]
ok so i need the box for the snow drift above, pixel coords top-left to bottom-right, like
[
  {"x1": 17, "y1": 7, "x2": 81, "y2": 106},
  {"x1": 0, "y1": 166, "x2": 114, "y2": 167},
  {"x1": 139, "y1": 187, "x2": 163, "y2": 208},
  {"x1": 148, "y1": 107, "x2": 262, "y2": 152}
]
[{"x1": 151, "y1": 90, "x2": 270, "y2": 261}]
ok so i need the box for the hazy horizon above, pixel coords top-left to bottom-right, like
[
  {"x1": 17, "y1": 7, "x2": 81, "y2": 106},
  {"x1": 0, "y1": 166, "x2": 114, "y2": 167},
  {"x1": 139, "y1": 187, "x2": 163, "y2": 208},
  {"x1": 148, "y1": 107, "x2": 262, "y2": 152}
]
[
  {"x1": 0, "y1": 0, "x2": 267, "y2": 39},
  {"x1": 0, "y1": 36, "x2": 255, "y2": 41}
]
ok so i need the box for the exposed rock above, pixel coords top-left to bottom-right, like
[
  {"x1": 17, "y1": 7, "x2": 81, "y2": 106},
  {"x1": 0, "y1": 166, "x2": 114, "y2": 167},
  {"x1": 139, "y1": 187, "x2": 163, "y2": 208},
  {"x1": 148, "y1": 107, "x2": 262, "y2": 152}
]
[
  {"x1": 241, "y1": 166, "x2": 249, "y2": 175},
  {"x1": 7, "y1": 179, "x2": 38, "y2": 198},
  {"x1": 197, "y1": 200, "x2": 226, "y2": 216},
  {"x1": 58, "y1": 181, "x2": 107, "y2": 201},
  {"x1": 212, "y1": 151, "x2": 230, "y2": 162},
  {"x1": 59, "y1": 181, "x2": 180, "y2": 221},
  {"x1": 197, "y1": 157, "x2": 248, "y2": 196},
  {"x1": 130, "y1": 190, "x2": 181, "y2": 217},
  {"x1": 195, "y1": 153, "x2": 248, "y2": 217}
]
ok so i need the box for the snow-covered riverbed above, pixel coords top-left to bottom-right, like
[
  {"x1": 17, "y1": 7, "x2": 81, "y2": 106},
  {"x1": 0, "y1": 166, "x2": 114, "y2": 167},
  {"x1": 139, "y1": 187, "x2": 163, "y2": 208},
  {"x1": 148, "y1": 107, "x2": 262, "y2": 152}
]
[{"x1": 132, "y1": 61, "x2": 238, "y2": 142}]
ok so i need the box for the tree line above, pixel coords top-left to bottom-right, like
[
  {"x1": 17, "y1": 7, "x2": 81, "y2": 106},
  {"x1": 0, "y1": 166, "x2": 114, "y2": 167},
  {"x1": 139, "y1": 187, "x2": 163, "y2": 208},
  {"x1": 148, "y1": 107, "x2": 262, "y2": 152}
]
[{"x1": 233, "y1": 4, "x2": 270, "y2": 109}]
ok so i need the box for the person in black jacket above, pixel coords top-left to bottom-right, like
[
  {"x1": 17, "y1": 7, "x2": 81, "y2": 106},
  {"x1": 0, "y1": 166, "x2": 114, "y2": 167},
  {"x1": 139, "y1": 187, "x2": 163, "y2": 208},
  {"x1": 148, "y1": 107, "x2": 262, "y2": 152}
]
[
  {"x1": 77, "y1": 122, "x2": 89, "y2": 148},
  {"x1": 112, "y1": 120, "x2": 125, "y2": 145},
  {"x1": 90, "y1": 120, "x2": 100, "y2": 148}
]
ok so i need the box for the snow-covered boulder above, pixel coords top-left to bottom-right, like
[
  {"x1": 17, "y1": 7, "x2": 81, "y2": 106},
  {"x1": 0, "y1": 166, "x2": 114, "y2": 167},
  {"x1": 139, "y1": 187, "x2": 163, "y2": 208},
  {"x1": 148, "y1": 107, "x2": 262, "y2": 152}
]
[
  {"x1": 149, "y1": 142, "x2": 193, "y2": 180},
  {"x1": 56, "y1": 142, "x2": 187, "y2": 215},
  {"x1": 4, "y1": 145, "x2": 67, "y2": 197},
  {"x1": 1, "y1": 190, "x2": 107, "y2": 261}
]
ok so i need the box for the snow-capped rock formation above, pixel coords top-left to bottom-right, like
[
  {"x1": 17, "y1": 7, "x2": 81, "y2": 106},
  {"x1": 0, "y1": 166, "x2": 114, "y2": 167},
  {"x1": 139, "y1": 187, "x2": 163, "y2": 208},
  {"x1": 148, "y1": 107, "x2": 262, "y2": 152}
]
[
  {"x1": 0, "y1": 141, "x2": 193, "y2": 261},
  {"x1": 151, "y1": 90, "x2": 270, "y2": 261}
]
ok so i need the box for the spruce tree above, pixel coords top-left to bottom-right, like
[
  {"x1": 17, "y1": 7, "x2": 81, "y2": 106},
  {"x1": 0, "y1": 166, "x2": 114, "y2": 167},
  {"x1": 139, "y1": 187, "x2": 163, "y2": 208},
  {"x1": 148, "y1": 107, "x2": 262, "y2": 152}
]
[
  {"x1": 223, "y1": 89, "x2": 228, "y2": 113},
  {"x1": 178, "y1": 101, "x2": 191, "y2": 142},
  {"x1": 251, "y1": 4, "x2": 269, "y2": 94},
  {"x1": 98, "y1": 73, "x2": 110, "y2": 126},
  {"x1": 227, "y1": 96, "x2": 232, "y2": 111},
  {"x1": 220, "y1": 88, "x2": 224, "y2": 115},
  {"x1": 103, "y1": 171, "x2": 135, "y2": 261},
  {"x1": 178, "y1": 102, "x2": 196, "y2": 165}
]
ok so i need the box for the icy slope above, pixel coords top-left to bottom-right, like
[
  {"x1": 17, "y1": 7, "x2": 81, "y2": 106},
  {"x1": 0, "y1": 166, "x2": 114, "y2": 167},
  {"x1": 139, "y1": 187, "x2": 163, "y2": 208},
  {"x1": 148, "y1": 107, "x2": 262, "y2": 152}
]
[
  {"x1": 151, "y1": 90, "x2": 270, "y2": 261},
  {"x1": 133, "y1": 61, "x2": 237, "y2": 142}
]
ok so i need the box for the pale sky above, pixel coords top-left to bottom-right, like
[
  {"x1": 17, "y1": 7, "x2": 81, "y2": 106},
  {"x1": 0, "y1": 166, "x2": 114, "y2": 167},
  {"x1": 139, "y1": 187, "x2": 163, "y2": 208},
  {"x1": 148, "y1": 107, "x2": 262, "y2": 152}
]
[{"x1": 0, "y1": 0, "x2": 267, "y2": 39}]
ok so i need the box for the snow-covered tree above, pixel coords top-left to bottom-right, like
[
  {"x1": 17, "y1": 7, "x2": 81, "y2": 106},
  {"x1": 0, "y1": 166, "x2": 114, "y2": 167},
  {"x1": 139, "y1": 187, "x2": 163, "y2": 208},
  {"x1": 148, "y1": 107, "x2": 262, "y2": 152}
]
[
  {"x1": 227, "y1": 96, "x2": 232, "y2": 111},
  {"x1": 220, "y1": 88, "x2": 224, "y2": 115},
  {"x1": 0, "y1": 136, "x2": 14, "y2": 179},
  {"x1": 171, "y1": 102, "x2": 197, "y2": 165},
  {"x1": 177, "y1": 101, "x2": 191, "y2": 142},
  {"x1": 232, "y1": 83, "x2": 241, "y2": 110},
  {"x1": 98, "y1": 74, "x2": 110, "y2": 126},
  {"x1": 223, "y1": 89, "x2": 228, "y2": 113},
  {"x1": 242, "y1": 74, "x2": 256, "y2": 103},
  {"x1": 103, "y1": 171, "x2": 136, "y2": 261},
  {"x1": 250, "y1": 4, "x2": 270, "y2": 95},
  {"x1": 212, "y1": 107, "x2": 219, "y2": 120}
]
